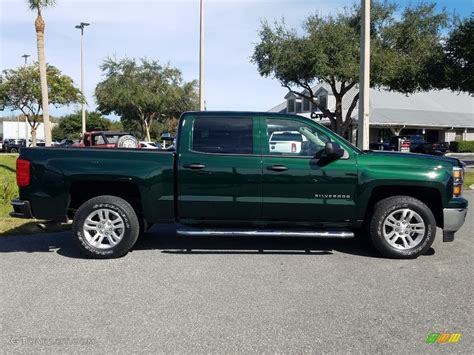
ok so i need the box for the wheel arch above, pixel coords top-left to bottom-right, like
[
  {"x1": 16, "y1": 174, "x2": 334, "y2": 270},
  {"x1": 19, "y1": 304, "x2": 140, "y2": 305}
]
[
  {"x1": 68, "y1": 180, "x2": 143, "y2": 220},
  {"x1": 363, "y1": 185, "x2": 444, "y2": 228}
]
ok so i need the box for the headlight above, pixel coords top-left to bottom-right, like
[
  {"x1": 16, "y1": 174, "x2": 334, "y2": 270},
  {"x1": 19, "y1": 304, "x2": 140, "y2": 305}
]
[{"x1": 453, "y1": 167, "x2": 464, "y2": 197}]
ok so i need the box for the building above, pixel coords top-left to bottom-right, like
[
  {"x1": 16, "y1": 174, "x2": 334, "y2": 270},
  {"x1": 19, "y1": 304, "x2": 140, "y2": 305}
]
[
  {"x1": 269, "y1": 83, "x2": 474, "y2": 144},
  {"x1": 0, "y1": 117, "x2": 50, "y2": 141}
]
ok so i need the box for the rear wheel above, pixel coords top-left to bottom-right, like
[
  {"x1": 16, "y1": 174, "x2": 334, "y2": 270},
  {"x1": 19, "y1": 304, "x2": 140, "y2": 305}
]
[
  {"x1": 72, "y1": 195, "x2": 139, "y2": 258},
  {"x1": 369, "y1": 196, "x2": 436, "y2": 259}
]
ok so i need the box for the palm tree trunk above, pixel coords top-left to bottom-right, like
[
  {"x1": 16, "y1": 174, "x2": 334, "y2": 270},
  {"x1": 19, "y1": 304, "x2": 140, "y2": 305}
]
[{"x1": 35, "y1": 9, "x2": 52, "y2": 147}]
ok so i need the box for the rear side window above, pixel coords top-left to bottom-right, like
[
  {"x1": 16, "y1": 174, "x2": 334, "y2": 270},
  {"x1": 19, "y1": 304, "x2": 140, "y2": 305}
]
[
  {"x1": 105, "y1": 135, "x2": 121, "y2": 144},
  {"x1": 192, "y1": 117, "x2": 253, "y2": 154}
]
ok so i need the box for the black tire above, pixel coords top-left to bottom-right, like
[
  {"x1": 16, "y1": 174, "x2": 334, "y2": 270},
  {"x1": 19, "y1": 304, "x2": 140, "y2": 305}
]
[
  {"x1": 72, "y1": 195, "x2": 140, "y2": 258},
  {"x1": 9, "y1": 147, "x2": 18, "y2": 153},
  {"x1": 369, "y1": 196, "x2": 436, "y2": 259}
]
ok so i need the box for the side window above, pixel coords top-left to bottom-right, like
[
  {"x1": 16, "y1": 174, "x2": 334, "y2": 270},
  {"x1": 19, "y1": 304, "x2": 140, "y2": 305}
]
[
  {"x1": 265, "y1": 118, "x2": 329, "y2": 157},
  {"x1": 83, "y1": 135, "x2": 90, "y2": 146},
  {"x1": 94, "y1": 134, "x2": 105, "y2": 145},
  {"x1": 192, "y1": 117, "x2": 253, "y2": 155}
]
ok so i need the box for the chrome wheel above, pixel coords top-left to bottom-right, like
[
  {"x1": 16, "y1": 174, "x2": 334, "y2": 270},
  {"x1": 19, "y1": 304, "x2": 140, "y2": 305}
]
[
  {"x1": 82, "y1": 208, "x2": 125, "y2": 249},
  {"x1": 382, "y1": 208, "x2": 425, "y2": 250}
]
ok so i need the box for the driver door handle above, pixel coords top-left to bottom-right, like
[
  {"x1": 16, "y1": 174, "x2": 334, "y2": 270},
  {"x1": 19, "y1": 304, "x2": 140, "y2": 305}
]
[
  {"x1": 183, "y1": 163, "x2": 206, "y2": 170},
  {"x1": 267, "y1": 165, "x2": 288, "y2": 172}
]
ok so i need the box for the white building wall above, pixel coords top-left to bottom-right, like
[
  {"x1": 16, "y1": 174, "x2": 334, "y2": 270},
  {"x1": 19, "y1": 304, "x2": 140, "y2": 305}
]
[
  {"x1": 1, "y1": 121, "x2": 46, "y2": 140},
  {"x1": 465, "y1": 130, "x2": 474, "y2": 141},
  {"x1": 444, "y1": 131, "x2": 456, "y2": 143}
]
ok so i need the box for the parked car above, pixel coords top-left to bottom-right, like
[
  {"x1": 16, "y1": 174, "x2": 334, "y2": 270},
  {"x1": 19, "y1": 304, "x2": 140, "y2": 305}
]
[
  {"x1": 3, "y1": 139, "x2": 26, "y2": 153},
  {"x1": 370, "y1": 135, "x2": 449, "y2": 155},
  {"x1": 269, "y1": 131, "x2": 305, "y2": 154},
  {"x1": 139, "y1": 141, "x2": 160, "y2": 149},
  {"x1": 10, "y1": 111, "x2": 467, "y2": 260},
  {"x1": 58, "y1": 139, "x2": 78, "y2": 147},
  {"x1": 72, "y1": 131, "x2": 139, "y2": 148}
]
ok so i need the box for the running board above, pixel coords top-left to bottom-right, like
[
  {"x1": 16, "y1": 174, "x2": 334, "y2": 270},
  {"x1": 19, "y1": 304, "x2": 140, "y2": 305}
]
[{"x1": 177, "y1": 229, "x2": 354, "y2": 238}]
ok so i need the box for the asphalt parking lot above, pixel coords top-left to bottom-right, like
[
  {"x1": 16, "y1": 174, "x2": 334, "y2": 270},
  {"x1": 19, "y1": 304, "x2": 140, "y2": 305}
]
[{"x1": 1, "y1": 193, "x2": 472, "y2": 353}]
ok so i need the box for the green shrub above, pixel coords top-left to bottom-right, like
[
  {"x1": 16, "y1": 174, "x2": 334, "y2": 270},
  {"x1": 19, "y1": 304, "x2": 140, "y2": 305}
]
[
  {"x1": 1, "y1": 177, "x2": 17, "y2": 204},
  {"x1": 450, "y1": 141, "x2": 474, "y2": 153}
]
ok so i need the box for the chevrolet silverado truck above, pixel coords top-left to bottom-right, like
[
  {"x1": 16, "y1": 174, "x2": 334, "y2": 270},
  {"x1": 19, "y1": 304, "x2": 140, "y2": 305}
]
[{"x1": 10, "y1": 111, "x2": 468, "y2": 259}]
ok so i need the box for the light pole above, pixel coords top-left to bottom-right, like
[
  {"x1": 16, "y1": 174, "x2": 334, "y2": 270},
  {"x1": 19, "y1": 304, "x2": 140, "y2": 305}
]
[
  {"x1": 75, "y1": 22, "x2": 90, "y2": 135},
  {"x1": 21, "y1": 54, "x2": 30, "y2": 66},
  {"x1": 199, "y1": 0, "x2": 205, "y2": 111},
  {"x1": 357, "y1": 0, "x2": 370, "y2": 150}
]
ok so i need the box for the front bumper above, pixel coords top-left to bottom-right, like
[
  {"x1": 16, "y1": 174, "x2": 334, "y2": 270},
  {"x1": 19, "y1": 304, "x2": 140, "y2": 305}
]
[
  {"x1": 443, "y1": 208, "x2": 468, "y2": 242},
  {"x1": 10, "y1": 199, "x2": 33, "y2": 219}
]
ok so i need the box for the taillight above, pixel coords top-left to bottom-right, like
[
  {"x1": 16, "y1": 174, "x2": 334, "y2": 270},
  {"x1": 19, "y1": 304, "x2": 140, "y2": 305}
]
[
  {"x1": 291, "y1": 143, "x2": 297, "y2": 153},
  {"x1": 16, "y1": 159, "x2": 31, "y2": 187}
]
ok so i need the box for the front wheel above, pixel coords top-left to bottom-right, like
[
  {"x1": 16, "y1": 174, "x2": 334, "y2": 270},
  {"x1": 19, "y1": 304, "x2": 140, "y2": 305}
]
[
  {"x1": 369, "y1": 196, "x2": 436, "y2": 259},
  {"x1": 72, "y1": 195, "x2": 140, "y2": 258}
]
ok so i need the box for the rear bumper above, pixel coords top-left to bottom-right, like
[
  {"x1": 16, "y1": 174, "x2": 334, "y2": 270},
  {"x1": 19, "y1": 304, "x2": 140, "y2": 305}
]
[
  {"x1": 10, "y1": 199, "x2": 33, "y2": 219},
  {"x1": 443, "y1": 208, "x2": 468, "y2": 242}
]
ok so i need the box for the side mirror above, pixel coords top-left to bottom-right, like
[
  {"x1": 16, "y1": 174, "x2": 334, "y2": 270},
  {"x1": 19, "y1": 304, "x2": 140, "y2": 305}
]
[{"x1": 324, "y1": 141, "x2": 344, "y2": 159}]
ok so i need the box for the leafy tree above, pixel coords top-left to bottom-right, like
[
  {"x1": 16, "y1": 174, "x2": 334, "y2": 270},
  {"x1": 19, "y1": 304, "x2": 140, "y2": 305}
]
[
  {"x1": 252, "y1": 1, "x2": 449, "y2": 137},
  {"x1": 28, "y1": 0, "x2": 56, "y2": 146},
  {"x1": 52, "y1": 111, "x2": 111, "y2": 140},
  {"x1": 109, "y1": 120, "x2": 124, "y2": 132},
  {"x1": 95, "y1": 57, "x2": 198, "y2": 141},
  {"x1": 443, "y1": 15, "x2": 473, "y2": 93},
  {"x1": 0, "y1": 63, "x2": 83, "y2": 145}
]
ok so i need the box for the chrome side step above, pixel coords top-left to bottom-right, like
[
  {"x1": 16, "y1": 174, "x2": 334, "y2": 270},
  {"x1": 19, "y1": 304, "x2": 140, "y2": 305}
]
[{"x1": 177, "y1": 229, "x2": 354, "y2": 239}]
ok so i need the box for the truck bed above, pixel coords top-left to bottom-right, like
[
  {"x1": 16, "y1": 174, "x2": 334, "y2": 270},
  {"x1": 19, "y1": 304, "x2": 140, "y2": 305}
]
[{"x1": 17, "y1": 147, "x2": 176, "y2": 223}]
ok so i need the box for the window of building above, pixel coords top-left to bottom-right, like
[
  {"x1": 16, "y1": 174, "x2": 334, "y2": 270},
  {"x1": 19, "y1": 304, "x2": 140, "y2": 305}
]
[
  {"x1": 303, "y1": 99, "x2": 311, "y2": 112},
  {"x1": 295, "y1": 101, "x2": 302, "y2": 113},
  {"x1": 319, "y1": 95, "x2": 328, "y2": 110},
  {"x1": 192, "y1": 117, "x2": 253, "y2": 155},
  {"x1": 287, "y1": 99, "x2": 295, "y2": 113}
]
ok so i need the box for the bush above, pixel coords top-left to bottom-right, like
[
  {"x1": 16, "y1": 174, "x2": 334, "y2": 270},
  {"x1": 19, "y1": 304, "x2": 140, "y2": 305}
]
[
  {"x1": 450, "y1": 141, "x2": 474, "y2": 152},
  {"x1": 1, "y1": 177, "x2": 17, "y2": 204}
]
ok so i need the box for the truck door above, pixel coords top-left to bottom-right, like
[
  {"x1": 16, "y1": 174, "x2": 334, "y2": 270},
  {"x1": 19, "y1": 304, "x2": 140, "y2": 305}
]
[
  {"x1": 177, "y1": 114, "x2": 262, "y2": 223},
  {"x1": 260, "y1": 116, "x2": 358, "y2": 225}
]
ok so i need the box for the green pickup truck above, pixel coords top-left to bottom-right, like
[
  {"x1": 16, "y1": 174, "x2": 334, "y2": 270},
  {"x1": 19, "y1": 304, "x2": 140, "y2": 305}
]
[{"x1": 11, "y1": 111, "x2": 468, "y2": 259}]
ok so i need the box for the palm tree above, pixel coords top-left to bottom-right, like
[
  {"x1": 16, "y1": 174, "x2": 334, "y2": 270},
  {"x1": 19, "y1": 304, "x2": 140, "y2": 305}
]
[{"x1": 27, "y1": 0, "x2": 55, "y2": 147}]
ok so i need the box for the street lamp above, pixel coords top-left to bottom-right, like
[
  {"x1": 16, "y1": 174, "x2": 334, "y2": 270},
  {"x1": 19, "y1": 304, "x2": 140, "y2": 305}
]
[
  {"x1": 199, "y1": 0, "x2": 205, "y2": 111},
  {"x1": 75, "y1": 22, "x2": 90, "y2": 135},
  {"x1": 357, "y1": 0, "x2": 370, "y2": 150},
  {"x1": 21, "y1": 54, "x2": 30, "y2": 66}
]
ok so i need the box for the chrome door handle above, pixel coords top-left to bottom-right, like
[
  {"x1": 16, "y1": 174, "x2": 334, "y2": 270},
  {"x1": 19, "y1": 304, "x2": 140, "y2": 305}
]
[
  {"x1": 267, "y1": 165, "x2": 288, "y2": 172},
  {"x1": 183, "y1": 163, "x2": 206, "y2": 170}
]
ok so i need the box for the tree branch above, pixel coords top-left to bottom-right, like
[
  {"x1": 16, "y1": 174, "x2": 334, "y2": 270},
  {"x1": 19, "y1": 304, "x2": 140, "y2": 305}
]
[
  {"x1": 340, "y1": 81, "x2": 357, "y2": 96},
  {"x1": 344, "y1": 91, "x2": 359, "y2": 131}
]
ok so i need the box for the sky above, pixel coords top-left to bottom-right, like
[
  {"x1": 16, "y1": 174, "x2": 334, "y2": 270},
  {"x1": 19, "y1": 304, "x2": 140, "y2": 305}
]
[{"x1": 0, "y1": 0, "x2": 472, "y2": 118}]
